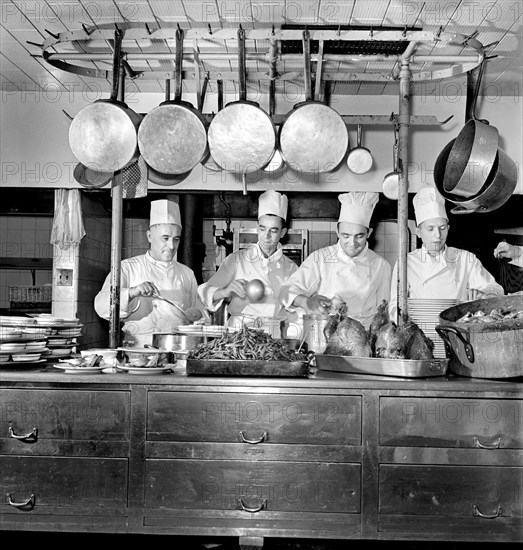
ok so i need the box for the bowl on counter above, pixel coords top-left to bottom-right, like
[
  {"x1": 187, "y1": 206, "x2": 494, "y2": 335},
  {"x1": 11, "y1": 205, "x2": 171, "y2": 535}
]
[
  {"x1": 152, "y1": 330, "x2": 222, "y2": 353},
  {"x1": 117, "y1": 347, "x2": 172, "y2": 366}
]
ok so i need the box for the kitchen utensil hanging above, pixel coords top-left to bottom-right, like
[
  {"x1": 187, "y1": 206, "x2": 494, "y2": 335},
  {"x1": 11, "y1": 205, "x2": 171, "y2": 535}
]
[
  {"x1": 120, "y1": 155, "x2": 148, "y2": 198},
  {"x1": 347, "y1": 125, "x2": 373, "y2": 174},
  {"x1": 201, "y1": 79, "x2": 224, "y2": 173},
  {"x1": 68, "y1": 28, "x2": 142, "y2": 173},
  {"x1": 137, "y1": 27, "x2": 208, "y2": 175},
  {"x1": 442, "y1": 60, "x2": 499, "y2": 198},
  {"x1": 382, "y1": 124, "x2": 400, "y2": 200},
  {"x1": 279, "y1": 29, "x2": 348, "y2": 173},
  {"x1": 207, "y1": 26, "x2": 276, "y2": 173},
  {"x1": 73, "y1": 163, "x2": 113, "y2": 188}
]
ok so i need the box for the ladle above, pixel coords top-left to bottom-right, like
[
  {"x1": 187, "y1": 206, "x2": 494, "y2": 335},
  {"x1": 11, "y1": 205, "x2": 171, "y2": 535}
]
[{"x1": 152, "y1": 292, "x2": 202, "y2": 323}]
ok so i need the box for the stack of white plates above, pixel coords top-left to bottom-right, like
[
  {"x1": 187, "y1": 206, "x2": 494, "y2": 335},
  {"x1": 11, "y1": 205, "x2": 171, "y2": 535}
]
[{"x1": 407, "y1": 298, "x2": 457, "y2": 359}]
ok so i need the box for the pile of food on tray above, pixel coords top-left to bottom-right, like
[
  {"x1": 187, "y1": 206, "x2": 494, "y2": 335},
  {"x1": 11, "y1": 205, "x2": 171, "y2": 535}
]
[
  {"x1": 455, "y1": 305, "x2": 523, "y2": 324},
  {"x1": 188, "y1": 326, "x2": 308, "y2": 362}
]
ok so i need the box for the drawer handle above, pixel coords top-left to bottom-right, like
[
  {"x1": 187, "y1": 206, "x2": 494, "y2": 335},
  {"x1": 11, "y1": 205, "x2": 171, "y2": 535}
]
[
  {"x1": 473, "y1": 436, "x2": 501, "y2": 449},
  {"x1": 239, "y1": 431, "x2": 267, "y2": 444},
  {"x1": 7, "y1": 493, "x2": 35, "y2": 509},
  {"x1": 8, "y1": 426, "x2": 38, "y2": 443},
  {"x1": 238, "y1": 498, "x2": 267, "y2": 513},
  {"x1": 473, "y1": 504, "x2": 503, "y2": 519}
]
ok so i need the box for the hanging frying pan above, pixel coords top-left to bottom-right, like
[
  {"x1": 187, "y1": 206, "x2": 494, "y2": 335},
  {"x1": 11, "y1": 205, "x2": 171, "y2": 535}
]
[
  {"x1": 69, "y1": 29, "x2": 142, "y2": 173},
  {"x1": 73, "y1": 163, "x2": 112, "y2": 188},
  {"x1": 148, "y1": 166, "x2": 192, "y2": 186},
  {"x1": 207, "y1": 27, "x2": 276, "y2": 173},
  {"x1": 279, "y1": 30, "x2": 348, "y2": 173},
  {"x1": 382, "y1": 126, "x2": 400, "y2": 200},
  {"x1": 137, "y1": 28, "x2": 208, "y2": 175},
  {"x1": 442, "y1": 60, "x2": 499, "y2": 198},
  {"x1": 347, "y1": 125, "x2": 373, "y2": 174}
]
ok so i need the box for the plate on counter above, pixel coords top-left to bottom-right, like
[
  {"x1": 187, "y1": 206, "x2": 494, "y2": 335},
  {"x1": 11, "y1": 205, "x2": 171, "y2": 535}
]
[
  {"x1": 52, "y1": 364, "x2": 105, "y2": 374},
  {"x1": 117, "y1": 365, "x2": 173, "y2": 375},
  {"x1": 0, "y1": 358, "x2": 47, "y2": 367}
]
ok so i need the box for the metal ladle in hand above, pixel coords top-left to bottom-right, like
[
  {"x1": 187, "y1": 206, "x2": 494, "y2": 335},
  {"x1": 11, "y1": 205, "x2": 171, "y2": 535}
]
[{"x1": 152, "y1": 292, "x2": 202, "y2": 323}]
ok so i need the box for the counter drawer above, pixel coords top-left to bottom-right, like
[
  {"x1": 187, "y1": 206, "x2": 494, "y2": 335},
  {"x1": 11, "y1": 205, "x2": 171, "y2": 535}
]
[
  {"x1": 147, "y1": 392, "x2": 361, "y2": 445},
  {"x1": 379, "y1": 465, "x2": 522, "y2": 518},
  {"x1": 380, "y1": 397, "x2": 522, "y2": 449},
  {"x1": 0, "y1": 456, "x2": 128, "y2": 511},
  {"x1": 145, "y1": 459, "x2": 361, "y2": 513},
  {"x1": 0, "y1": 389, "x2": 130, "y2": 456}
]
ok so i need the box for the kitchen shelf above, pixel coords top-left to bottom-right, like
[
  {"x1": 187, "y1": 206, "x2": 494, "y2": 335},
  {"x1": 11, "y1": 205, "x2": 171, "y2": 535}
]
[{"x1": 0, "y1": 258, "x2": 52, "y2": 270}]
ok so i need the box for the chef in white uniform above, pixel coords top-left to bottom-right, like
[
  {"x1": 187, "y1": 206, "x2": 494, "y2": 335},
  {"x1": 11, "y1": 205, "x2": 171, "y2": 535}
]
[
  {"x1": 94, "y1": 199, "x2": 207, "y2": 346},
  {"x1": 280, "y1": 191, "x2": 392, "y2": 330},
  {"x1": 198, "y1": 190, "x2": 298, "y2": 336},
  {"x1": 389, "y1": 186, "x2": 504, "y2": 320}
]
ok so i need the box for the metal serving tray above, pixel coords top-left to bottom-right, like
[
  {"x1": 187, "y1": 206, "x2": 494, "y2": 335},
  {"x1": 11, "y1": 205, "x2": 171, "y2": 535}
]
[
  {"x1": 186, "y1": 359, "x2": 310, "y2": 377},
  {"x1": 315, "y1": 355, "x2": 449, "y2": 378}
]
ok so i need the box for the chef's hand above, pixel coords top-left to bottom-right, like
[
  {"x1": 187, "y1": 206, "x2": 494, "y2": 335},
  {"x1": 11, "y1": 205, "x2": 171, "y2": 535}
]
[
  {"x1": 213, "y1": 280, "x2": 248, "y2": 302},
  {"x1": 293, "y1": 294, "x2": 332, "y2": 315},
  {"x1": 129, "y1": 281, "x2": 159, "y2": 300},
  {"x1": 494, "y1": 241, "x2": 517, "y2": 260}
]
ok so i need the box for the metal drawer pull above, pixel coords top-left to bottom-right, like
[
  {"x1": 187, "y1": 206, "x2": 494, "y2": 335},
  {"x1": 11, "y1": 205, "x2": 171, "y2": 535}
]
[
  {"x1": 238, "y1": 498, "x2": 267, "y2": 513},
  {"x1": 7, "y1": 493, "x2": 35, "y2": 509},
  {"x1": 473, "y1": 504, "x2": 503, "y2": 519},
  {"x1": 8, "y1": 426, "x2": 38, "y2": 443},
  {"x1": 239, "y1": 431, "x2": 267, "y2": 444},
  {"x1": 473, "y1": 437, "x2": 501, "y2": 449}
]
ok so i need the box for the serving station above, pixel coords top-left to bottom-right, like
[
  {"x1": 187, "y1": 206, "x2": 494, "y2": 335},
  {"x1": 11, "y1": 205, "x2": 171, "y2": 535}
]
[{"x1": 1, "y1": 367, "x2": 521, "y2": 548}]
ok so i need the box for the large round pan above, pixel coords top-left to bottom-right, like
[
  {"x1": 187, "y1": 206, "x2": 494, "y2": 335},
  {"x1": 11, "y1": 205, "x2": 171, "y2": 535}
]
[
  {"x1": 435, "y1": 139, "x2": 517, "y2": 214},
  {"x1": 442, "y1": 61, "x2": 499, "y2": 198},
  {"x1": 207, "y1": 28, "x2": 276, "y2": 173},
  {"x1": 69, "y1": 29, "x2": 141, "y2": 173},
  {"x1": 73, "y1": 163, "x2": 112, "y2": 188},
  {"x1": 138, "y1": 29, "x2": 208, "y2": 175},
  {"x1": 279, "y1": 30, "x2": 348, "y2": 174}
]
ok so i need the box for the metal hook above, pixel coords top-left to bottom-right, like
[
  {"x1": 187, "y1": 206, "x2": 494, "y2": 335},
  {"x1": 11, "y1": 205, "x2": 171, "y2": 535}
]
[
  {"x1": 402, "y1": 26, "x2": 408, "y2": 38},
  {"x1": 271, "y1": 24, "x2": 275, "y2": 36},
  {"x1": 145, "y1": 22, "x2": 152, "y2": 35},
  {"x1": 81, "y1": 23, "x2": 92, "y2": 36},
  {"x1": 45, "y1": 29, "x2": 59, "y2": 39},
  {"x1": 26, "y1": 41, "x2": 43, "y2": 48},
  {"x1": 436, "y1": 26, "x2": 443, "y2": 39},
  {"x1": 370, "y1": 26, "x2": 374, "y2": 38},
  {"x1": 208, "y1": 23, "x2": 212, "y2": 35},
  {"x1": 336, "y1": 25, "x2": 341, "y2": 37}
]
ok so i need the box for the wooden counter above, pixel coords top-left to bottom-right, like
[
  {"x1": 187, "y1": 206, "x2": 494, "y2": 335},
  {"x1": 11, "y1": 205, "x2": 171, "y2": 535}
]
[{"x1": 1, "y1": 366, "x2": 522, "y2": 547}]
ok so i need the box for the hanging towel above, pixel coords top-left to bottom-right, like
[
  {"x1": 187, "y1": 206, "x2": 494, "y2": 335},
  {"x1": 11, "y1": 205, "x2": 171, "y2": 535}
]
[{"x1": 50, "y1": 189, "x2": 86, "y2": 249}]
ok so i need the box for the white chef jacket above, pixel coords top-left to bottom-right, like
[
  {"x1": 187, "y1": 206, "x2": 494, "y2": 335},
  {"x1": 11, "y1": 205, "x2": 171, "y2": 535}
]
[
  {"x1": 198, "y1": 243, "x2": 298, "y2": 332},
  {"x1": 94, "y1": 252, "x2": 205, "y2": 346},
  {"x1": 389, "y1": 245, "x2": 505, "y2": 320},
  {"x1": 279, "y1": 242, "x2": 392, "y2": 329}
]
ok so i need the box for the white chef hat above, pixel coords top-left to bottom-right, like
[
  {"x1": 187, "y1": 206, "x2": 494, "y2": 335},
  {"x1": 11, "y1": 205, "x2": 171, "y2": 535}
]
[
  {"x1": 258, "y1": 190, "x2": 288, "y2": 221},
  {"x1": 338, "y1": 192, "x2": 379, "y2": 228},
  {"x1": 149, "y1": 199, "x2": 182, "y2": 228},
  {"x1": 413, "y1": 186, "x2": 448, "y2": 226}
]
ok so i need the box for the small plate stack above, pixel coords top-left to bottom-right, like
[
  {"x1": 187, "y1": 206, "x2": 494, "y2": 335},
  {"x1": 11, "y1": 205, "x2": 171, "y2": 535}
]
[{"x1": 407, "y1": 298, "x2": 457, "y2": 359}]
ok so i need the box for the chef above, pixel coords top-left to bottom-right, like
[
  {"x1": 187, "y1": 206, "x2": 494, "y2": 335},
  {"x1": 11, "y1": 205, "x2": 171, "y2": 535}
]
[
  {"x1": 280, "y1": 191, "x2": 392, "y2": 329},
  {"x1": 389, "y1": 186, "x2": 504, "y2": 320},
  {"x1": 493, "y1": 241, "x2": 523, "y2": 268},
  {"x1": 198, "y1": 190, "x2": 298, "y2": 336},
  {"x1": 94, "y1": 199, "x2": 207, "y2": 346}
]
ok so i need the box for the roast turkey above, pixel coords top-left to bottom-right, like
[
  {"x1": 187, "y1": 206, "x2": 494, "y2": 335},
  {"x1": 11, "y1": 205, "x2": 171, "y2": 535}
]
[{"x1": 324, "y1": 315, "x2": 372, "y2": 357}]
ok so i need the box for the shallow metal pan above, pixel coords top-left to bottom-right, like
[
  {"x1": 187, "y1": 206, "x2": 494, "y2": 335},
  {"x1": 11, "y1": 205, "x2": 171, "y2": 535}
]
[
  {"x1": 186, "y1": 359, "x2": 310, "y2": 377},
  {"x1": 315, "y1": 355, "x2": 449, "y2": 378}
]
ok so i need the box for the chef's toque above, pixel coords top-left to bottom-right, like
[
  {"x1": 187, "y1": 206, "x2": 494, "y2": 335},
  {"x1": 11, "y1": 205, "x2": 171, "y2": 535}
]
[
  {"x1": 413, "y1": 186, "x2": 448, "y2": 225},
  {"x1": 150, "y1": 199, "x2": 182, "y2": 228},
  {"x1": 338, "y1": 192, "x2": 379, "y2": 228},
  {"x1": 258, "y1": 190, "x2": 288, "y2": 221}
]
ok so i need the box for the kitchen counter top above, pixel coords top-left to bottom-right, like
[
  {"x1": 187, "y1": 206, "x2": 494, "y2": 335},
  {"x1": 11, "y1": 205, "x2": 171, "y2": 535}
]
[{"x1": 1, "y1": 364, "x2": 521, "y2": 394}]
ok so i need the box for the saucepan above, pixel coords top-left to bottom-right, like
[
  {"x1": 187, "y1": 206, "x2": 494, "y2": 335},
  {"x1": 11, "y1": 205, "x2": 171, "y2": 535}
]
[
  {"x1": 347, "y1": 125, "x2": 373, "y2": 174},
  {"x1": 138, "y1": 29, "x2": 208, "y2": 175},
  {"x1": 207, "y1": 27, "x2": 276, "y2": 173},
  {"x1": 382, "y1": 127, "x2": 400, "y2": 200},
  {"x1": 152, "y1": 331, "x2": 221, "y2": 353},
  {"x1": 442, "y1": 60, "x2": 499, "y2": 198},
  {"x1": 69, "y1": 29, "x2": 142, "y2": 172},
  {"x1": 279, "y1": 30, "x2": 348, "y2": 173}
]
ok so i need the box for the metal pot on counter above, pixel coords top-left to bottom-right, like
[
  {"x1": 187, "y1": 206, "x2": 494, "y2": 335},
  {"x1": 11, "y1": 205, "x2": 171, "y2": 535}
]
[
  {"x1": 436, "y1": 295, "x2": 523, "y2": 378},
  {"x1": 152, "y1": 331, "x2": 220, "y2": 354}
]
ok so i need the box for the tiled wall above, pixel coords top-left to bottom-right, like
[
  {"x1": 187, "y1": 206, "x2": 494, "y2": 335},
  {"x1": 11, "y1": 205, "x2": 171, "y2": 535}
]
[
  {"x1": 201, "y1": 217, "x2": 417, "y2": 280},
  {"x1": 0, "y1": 215, "x2": 53, "y2": 308}
]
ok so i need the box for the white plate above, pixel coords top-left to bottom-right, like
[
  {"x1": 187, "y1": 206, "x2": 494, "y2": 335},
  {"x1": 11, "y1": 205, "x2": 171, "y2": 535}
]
[
  {"x1": 0, "y1": 343, "x2": 26, "y2": 352},
  {"x1": 0, "y1": 358, "x2": 47, "y2": 367},
  {"x1": 52, "y1": 364, "x2": 105, "y2": 374},
  {"x1": 117, "y1": 365, "x2": 173, "y2": 375}
]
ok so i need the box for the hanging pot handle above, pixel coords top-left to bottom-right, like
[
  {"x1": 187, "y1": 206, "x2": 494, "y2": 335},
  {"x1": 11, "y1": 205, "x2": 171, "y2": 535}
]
[
  {"x1": 109, "y1": 28, "x2": 123, "y2": 102},
  {"x1": 466, "y1": 59, "x2": 488, "y2": 124},
  {"x1": 302, "y1": 29, "x2": 312, "y2": 102},
  {"x1": 435, "y1": 325, "x2": 475, "y2": 363},
  {"x1": 392, "y1": 123, "x2": 399, "y2": 172},
  {"x1": 237, "y1": 27, "x2": 247, "y2": 101},
  {"x1": 356, "y1": 124, "x2": 363, "y2": 148},
  {"x1": 174, "y1": 26, "x2": 184, "y2": 102}
]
